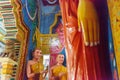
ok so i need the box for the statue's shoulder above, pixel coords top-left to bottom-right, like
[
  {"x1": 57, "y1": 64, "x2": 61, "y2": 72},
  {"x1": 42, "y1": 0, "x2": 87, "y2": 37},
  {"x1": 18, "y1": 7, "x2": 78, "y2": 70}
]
[
  {"x1": 27, "y1": 60, "x2": 35, "y2": 65},
  {"x1": 50, "y1": 65, "x2": 58, "y2": 70}
]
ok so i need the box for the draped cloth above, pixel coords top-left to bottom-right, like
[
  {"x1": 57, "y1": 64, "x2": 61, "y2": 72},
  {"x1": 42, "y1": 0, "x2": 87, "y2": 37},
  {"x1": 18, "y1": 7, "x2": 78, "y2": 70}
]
[
  {"x1": 52, "y1": 65, "x2": 67, "y2": 80},
  {"x1": 59, "y1": 0, "x2": 101, "y2": 80},
  {"x1": 28, "y1": 63, "x2": 44, "y2": 80}
]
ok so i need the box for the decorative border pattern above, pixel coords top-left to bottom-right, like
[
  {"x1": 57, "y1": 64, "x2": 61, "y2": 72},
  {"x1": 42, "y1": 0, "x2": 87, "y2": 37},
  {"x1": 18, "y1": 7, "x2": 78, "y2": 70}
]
[{"x1": 11, "y1": 0, "x2": 30, "y2": 80}]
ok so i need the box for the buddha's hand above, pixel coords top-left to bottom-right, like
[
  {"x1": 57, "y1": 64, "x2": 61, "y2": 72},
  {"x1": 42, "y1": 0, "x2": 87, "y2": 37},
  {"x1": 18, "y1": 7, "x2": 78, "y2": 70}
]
[
  {"x1": 58, "y1": 72, "x2": 66, "y2": 77},
  {"x1": 40, "y1": 70, "x2": 48, "y2": 74},
  {"x1": 43, "y1": 69, "x2": 48, "y2": 74},
  {"x1": 51, "y1": 76, "x2": 59, "y2": 80},
  {"x1": 78, "y1": 0, "x2": 100, "y2": 46}
]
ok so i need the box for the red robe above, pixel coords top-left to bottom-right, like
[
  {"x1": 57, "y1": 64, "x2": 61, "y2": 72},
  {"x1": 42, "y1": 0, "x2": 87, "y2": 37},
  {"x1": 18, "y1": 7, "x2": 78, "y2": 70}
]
[{"x1": 59, "y1": 0, "x2": 101, "y2": 80}]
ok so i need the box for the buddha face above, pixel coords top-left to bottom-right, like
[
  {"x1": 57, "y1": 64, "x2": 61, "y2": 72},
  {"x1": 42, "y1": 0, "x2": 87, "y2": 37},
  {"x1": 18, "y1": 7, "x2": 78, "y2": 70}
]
[
  {"x1": 57, "y1": 54, "x2": 64, "y2": 64},
  {"x1": 33, "y1": 49, "x2": 42, "y2": 59}
]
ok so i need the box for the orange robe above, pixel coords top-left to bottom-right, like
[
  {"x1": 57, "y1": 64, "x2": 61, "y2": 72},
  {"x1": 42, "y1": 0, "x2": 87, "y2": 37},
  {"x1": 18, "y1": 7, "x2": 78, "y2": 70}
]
[
  {"x1": 28, "y1": 63, "x2": 44, "y2": 80},
  {"x1": 52, "y1": 65, "x2": 67, "y2": 80},
  {"x1": 59, "y1": 0, "x2": 101, "y2": 80}
]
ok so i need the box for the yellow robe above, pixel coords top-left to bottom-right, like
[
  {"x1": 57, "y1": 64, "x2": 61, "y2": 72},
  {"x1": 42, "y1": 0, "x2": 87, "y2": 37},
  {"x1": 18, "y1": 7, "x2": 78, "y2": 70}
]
[
  {"x1": 29, "y1": 62, "x2": 44, "y2": 80},
  {"x1": 52, "y1": 65, "x2": 67, "y2": 80}
]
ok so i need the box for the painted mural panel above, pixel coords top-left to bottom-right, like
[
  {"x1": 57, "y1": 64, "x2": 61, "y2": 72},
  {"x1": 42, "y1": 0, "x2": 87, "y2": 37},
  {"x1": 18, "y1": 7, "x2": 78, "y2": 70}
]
[
  {"x1": 21, "y1": 0, "x2": 64, "y2": 56},
  {"x1": 20, "y1": 0, "x2": 66, "y2": 80}
]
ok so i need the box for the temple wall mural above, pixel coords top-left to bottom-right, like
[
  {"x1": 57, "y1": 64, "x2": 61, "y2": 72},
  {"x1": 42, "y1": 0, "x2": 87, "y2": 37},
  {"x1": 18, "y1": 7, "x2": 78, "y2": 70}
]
[{"x1": 12, "y1": 0, "x2": 66, "y2": 79}]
